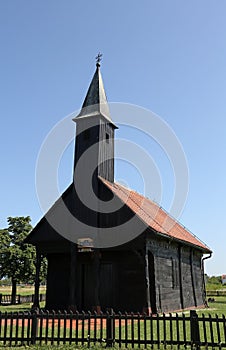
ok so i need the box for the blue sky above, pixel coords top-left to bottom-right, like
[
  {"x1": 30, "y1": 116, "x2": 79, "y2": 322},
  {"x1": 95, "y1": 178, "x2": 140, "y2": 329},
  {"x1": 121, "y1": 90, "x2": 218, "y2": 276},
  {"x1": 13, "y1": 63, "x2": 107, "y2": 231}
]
[{"x1": 0, "y1": 0, "x2": 226, "y2": 276}]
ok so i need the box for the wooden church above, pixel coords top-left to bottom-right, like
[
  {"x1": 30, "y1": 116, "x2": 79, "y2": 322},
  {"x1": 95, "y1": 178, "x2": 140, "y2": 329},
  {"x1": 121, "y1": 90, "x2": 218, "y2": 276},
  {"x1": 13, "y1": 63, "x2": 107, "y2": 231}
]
[{"x1": 26, "y1": 59, "x2": 212, "y2": 314}]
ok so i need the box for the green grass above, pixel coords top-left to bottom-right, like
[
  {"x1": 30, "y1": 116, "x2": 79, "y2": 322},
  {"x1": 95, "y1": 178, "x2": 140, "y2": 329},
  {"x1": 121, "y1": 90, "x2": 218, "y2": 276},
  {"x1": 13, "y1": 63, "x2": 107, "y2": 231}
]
[
  {"x1": 199, "y1": 296, "x2": 226, "y2": 316},
  {"x1": 0, "y1": 301, "x2": 46, "y2": 312},
  {"x1": 0, "y1": 286, "x2": 46, "y2": 296},
  {"x1": 206, "y1": 283, "x2": 226, "y2": 291}
]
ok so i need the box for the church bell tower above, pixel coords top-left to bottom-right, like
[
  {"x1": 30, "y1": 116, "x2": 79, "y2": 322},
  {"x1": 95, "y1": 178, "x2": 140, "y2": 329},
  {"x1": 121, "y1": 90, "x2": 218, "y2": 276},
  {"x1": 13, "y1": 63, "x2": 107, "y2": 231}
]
[{"x1": 72, "y1": 57, "x2": 117, "y2": 220}]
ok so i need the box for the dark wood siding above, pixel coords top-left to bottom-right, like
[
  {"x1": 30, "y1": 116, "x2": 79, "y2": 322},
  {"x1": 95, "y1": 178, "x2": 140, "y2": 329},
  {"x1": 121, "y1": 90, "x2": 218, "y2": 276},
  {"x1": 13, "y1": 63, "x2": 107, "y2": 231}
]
[
  {"x1": 148, "y1": 236, "x2": 205, "y2": 313},
  {"x1": 99, "y1": 263, "x2": 114, "y2": 309},
  {"x1": 98, "y1": 119, "x2": 115, "y2": 182},
  {"x1": 46, "y1": 253, "x2": 70, "y2": 310},
  {"x1": 181, "y1": 247, "x2": 195, "y2": 308},
  {"x1": 193, "y1": 251, "x2": 204, "y2": 306}
]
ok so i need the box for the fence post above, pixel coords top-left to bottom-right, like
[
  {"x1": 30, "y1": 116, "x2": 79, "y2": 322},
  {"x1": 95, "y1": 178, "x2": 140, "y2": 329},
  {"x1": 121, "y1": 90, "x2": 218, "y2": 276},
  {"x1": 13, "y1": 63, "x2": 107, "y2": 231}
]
[
  {"x1": 31, "y1": 311, "x2": 38, "y2": 345},
  {"x1": 190, "y1": 310, "x2": 200, "y2": 349},
  {"x1": 0, "y1": 294, "x2": 2, "y2": 305},
  {"x1": 106, "y1": 308, "x2": 114, "y2": 347}
]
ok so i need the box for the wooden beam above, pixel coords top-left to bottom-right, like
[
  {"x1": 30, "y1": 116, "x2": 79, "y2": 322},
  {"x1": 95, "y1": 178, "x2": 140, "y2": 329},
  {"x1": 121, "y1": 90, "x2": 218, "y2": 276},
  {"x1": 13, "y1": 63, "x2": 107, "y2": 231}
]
[
  {"x1": 69, "y1": 243, "x2": 77, "y2": 311},
  {"x1": 178, "y1": 246, "x2": 184, "y2": 310},
  {"x1": 190, "y1": 249, "x2": 197, "y2": 306},
  {"x1": 93, "y1": 249, "x2": 101, "y2": 312},
  {"x1": 32, "y1": 248, "x2": 41, "y2": 309},
  {"x1": 144, "y1": 247, "x2": 151, "y2": 315}
]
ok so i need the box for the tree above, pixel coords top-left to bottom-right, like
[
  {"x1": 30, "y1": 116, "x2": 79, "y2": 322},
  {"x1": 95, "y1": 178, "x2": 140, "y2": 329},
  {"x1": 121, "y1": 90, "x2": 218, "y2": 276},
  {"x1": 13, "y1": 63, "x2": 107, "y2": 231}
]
[{"x1": 0, "y1": 216, "x2": 46, "y2": 304}]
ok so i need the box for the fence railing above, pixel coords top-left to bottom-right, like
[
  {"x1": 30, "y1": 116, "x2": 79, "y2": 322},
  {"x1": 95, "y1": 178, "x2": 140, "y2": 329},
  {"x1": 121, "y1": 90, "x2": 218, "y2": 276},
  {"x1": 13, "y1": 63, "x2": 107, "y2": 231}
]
[
  {"x1": 0, "y1": 310, "x2": 225, "y2": 348},
  {"x1": 0, "y1": 293, "x2": 46, "y2": 305},
  {"x1": 207, "y1": 290, "x2": 226, "y2": 297}
]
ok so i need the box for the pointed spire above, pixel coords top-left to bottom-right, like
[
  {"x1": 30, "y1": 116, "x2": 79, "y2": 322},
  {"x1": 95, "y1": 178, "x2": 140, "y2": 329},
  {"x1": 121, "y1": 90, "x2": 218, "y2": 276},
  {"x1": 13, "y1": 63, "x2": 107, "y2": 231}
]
[{"x1": 73, "y1": 56, "x2": 116, "y2": 126}]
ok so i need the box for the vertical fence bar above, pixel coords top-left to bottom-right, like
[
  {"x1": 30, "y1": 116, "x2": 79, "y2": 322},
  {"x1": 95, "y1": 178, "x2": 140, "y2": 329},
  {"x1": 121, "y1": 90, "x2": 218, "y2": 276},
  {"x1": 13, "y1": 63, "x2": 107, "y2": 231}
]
[
  {"x1": 15, "y1": 312, "x2": 19, "y2": 346},
  {"x1": 69, "y1": 310, "x2": 73, "y2": 345},
  {"x1": 169, "y1": 313, "x2": 173, "y2": 348},
  {"x1": 63, "y1": 310, "x2": 67, "y2": 345},
  {"x1": 137, "y1": 313, "x2": 141, "y2": 348},
  {"x1": 216, "y1": 314, "x2": 221, "y2": 346},
  {"x1": 202, "y1": 313, "x2": 207, "y2": 346},
  {"x1": 223, "y1": 314, "x2": 226, "y2": 345},
  {"x1": 57, "y1": 311, "x2": 61, "y2": 345},
  {"x1": 9, "y1": 312, "x2": 13, "y2": 346},
  {"x1": 39, "y1": 310, "x2": 43, "y2": 345},
  {"x1": 87, "y1": 311, "x2": 91, "y2": 347},
  {"x1": 31, "y1": 311, "x2": 38, "y2": 345},
  {"x1": 106, "y1": 308, "x2": 114, "y2": 347},
  {"x1": 119, "y1": 312, "x2": 123, "y2": 348},
  {"x1": 51, "y1": 311, "x2": 55, "y2": 345},
  {"x1": 26, "y1": 312, "x2": 31, "y2": 345},
  {"x1": 190, "y1": 310, "x2": 200, "y2": 349},
  {"x1": 176, "y1": 313, "x2": 180, "y2": 349},
  {"x1": 150, "y1": 313, "x2": 153, "y2": 349},
  {"x1": 45, "y1": 310, "x2": 49, "y2": 345},
  {"x1": 3, "y1": 312, "x2": 8, "y2": 345},
  {"x1": 94, "y1": 311, "x2": 97, "y2": 343},
  {"x1": 125, "y1": 312, "x2": 128, "y2": 348},
  {"x1": 113, "y1": 312, "x2": 115, "y2": 346},
  {"x1": 163, "y1": 313, "x2": 166, "y2": 349},
  {"x1": 100, "y1": 311, "x2": 103, "y2": 345},
  {"x1": 209, "y1": 314, "x2": 214, "y2": 347},
  {"x1": 75, "y1": 311, "x2": 79, "y2": 345},
  {"x1": 156, "y1": 314, "x2": 160, "y2": 349},
  {"x1": 144, "y1": 313, "x2": 147, "y2": 349},
  {"x1": 182, "y1": 313, "x2": 187, "y2": 348},
  {"x1": 81, "y1": 311, "x2": 85, "y2": 345},
  {"x1": 131, "y1": 313, "x2": 134, "y2": 348}
]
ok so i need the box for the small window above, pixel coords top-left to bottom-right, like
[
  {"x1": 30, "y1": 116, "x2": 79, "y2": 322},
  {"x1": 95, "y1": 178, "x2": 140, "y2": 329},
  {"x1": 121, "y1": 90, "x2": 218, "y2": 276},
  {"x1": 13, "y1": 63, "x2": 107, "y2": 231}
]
[
  {"x1": 106, "y1": 133, "x2": 109, "y2": 143},
  {"x1": 83, "y1": 129, "x2": 90, "y2": 140}
]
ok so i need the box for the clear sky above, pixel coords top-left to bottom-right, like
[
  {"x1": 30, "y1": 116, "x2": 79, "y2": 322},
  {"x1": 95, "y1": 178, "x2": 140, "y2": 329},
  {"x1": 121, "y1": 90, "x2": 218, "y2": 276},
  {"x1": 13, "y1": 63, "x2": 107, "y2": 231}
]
[{"x1": 0, "y1": 0, "x2": 226, "y2": 276}]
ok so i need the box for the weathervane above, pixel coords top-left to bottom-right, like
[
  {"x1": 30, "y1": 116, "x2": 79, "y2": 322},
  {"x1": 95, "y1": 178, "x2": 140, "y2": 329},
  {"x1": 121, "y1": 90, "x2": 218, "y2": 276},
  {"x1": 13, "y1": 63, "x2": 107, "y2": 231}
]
[{"x1": 95, "y1": 52, "x2": 102, "y2": 67}]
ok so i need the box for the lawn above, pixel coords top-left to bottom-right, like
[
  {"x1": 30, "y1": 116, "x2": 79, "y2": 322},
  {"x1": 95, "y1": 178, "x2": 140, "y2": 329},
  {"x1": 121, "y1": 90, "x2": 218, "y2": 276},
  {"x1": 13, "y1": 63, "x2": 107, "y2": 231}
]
[
  {"x1": 0, "y1": 285, "x2": 46, "y2": 296},
  {"x1": 0, "y1": 301, "x2": 46, "y2": 312}
]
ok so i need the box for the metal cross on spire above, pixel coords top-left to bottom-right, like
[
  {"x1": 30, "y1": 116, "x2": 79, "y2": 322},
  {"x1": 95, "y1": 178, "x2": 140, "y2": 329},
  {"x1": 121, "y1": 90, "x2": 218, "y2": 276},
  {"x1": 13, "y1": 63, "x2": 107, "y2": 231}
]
[{"x1": 95, "y1": 52, "x2": 103, "y2": 67}]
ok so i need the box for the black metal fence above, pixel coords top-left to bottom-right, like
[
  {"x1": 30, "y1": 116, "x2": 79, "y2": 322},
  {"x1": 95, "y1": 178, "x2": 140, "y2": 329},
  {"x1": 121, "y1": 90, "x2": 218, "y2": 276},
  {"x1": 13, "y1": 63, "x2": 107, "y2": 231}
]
[
  {"x1": 0, "y1": 294, "x2": 46, "y2": 305},
  {"x1": 0, "y1": 310, "x2": 225, "y2": 348}
]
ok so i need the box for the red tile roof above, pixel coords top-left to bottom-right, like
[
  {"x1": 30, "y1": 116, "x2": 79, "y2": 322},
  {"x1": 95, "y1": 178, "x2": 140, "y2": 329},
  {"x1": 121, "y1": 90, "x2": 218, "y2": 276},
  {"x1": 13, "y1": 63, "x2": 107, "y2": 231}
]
[{"x1": 100, "y1": 178, "x2": 211, "y2": 253}]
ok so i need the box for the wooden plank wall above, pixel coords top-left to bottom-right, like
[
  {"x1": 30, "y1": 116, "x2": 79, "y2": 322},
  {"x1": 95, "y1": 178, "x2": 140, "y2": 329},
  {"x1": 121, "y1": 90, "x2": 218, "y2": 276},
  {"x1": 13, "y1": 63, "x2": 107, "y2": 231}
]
[{"x1": 148, "y1": 237, "x2": 204, "y2": 313}]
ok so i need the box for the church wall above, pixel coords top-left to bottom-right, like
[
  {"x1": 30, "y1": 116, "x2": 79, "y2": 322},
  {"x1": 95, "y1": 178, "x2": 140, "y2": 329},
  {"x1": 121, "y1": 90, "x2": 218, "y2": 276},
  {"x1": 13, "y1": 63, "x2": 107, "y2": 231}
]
[
  {"x1": 180, "y1": 246, "x2": 195, "y2": 309},
  {"x1": 192, "y1": 250, "x2": 204, "y2": 306},
  {"x1": 74, "y1": 249, "x2": 146, "y2": 313},
  {"x1": 99, "y1": 251, "x2": 146, "y2": 313},
  {"x1": 46, "y1": 253, "x2": 70, "y2": 310},
  {"x1": 149, "y1": 238, "x2": 181, "y2": 312},
  {"x1": 148, "y1": 235, "x2": 204, "y2": 312}
]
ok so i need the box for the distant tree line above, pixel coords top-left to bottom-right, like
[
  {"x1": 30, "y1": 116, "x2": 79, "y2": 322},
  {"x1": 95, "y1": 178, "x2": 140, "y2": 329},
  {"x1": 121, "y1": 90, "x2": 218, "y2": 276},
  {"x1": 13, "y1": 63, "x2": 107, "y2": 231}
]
[
  {"x1": 0, "y1": 217, "x2": 47, "y2": 303},
  {"x1": 205, "y1": 275, "x2": 222, "y2": 285}
]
